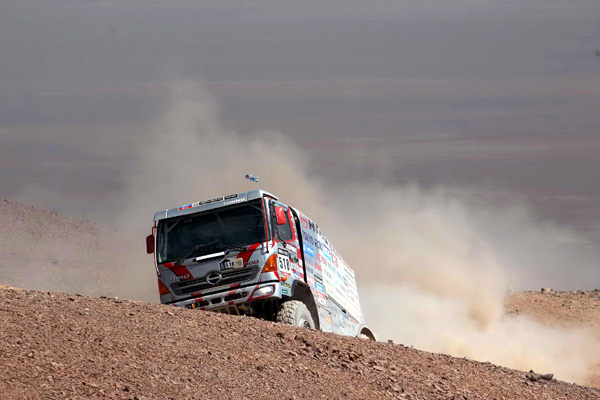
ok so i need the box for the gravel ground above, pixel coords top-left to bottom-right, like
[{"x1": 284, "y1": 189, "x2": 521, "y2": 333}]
[
  {"x1": 1, "y1": 286, "x2": 599, "y2": 400},
  {"x1": 506, "y1": 290, "x2": 600, "y2": 331}
]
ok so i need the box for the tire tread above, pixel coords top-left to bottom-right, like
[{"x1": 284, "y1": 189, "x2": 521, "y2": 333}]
[{"x1": 275, "y1": 300, "x2": 303, "y2": 326}]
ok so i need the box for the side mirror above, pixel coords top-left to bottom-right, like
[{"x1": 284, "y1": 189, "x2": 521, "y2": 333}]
[
  {"x1": 274, "y1": 206, "x2": 287, "y2": 225},
  {"x1": 146, "y1": 234, "x2": 154, "y2": 254}
]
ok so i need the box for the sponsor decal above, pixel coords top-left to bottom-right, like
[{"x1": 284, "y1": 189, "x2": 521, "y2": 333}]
[
  {"x1": 282, "y1": 281, "x2": 291, "y2": 288},
  {"x1": 287, "y1": 244, "x2": 298, "y2": 252},
  {"x1": 316, "y1": 291, "x2": 326, "y2": 305},
  {"x1": 314, "y1": 274, "x2": 323, "y2": 285},
  {"x1": 304, "y1": 244, "x2": 315, "y2": 258},
  {"x1": 219, "y1": 258, "x2": 243, "y2": 271},
  {"x1": 307, "y1": 275, "x2": 315, "y2": 286},
  {"x1": 223, "y1": 197, "x2": 246, "y2": 206},
  {"x1": 301, "y1": 214, "x2": 309, "y2": 229},
  {"x1": 304, "y1": 258, "x2": 314, "y2": 269},
  {"x1": 245, "y1": 259, "x2": 260, "y2": 266},
  {"x1": 169, "y1": 274, "x2": 190, "y2": 281},
  {"x1": 307, "y1": 219, "x2": 318, "y2": 234},
  {"x1": 178, "y1": 194, "x2": 241, "y2": 210},
  {"x1": 282, "y1": 287, "x2": 290, "y2": 296},
  {"x1": 302, "y1": 231, "x2": 313, "y2": 245},
  {"x1": 314, "y1": 262, "x2": 322, "y2": 272},
  {"x1": 315, "y1": 282, "x2": 325, "y2": 293}
]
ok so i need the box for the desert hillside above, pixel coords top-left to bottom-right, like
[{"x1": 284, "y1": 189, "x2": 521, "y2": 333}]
[
  {"x1": 506, "y1": 290, "x2": 600, "y2": 331},
  {"x1": 1, "y1": 285, "x2": 598, "y2": 400},
  {"x1": 0, "y1": 198, "x2": 155, "y2": 302}
]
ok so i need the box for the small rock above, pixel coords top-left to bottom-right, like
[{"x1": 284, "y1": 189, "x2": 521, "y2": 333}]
[
  {"x1": 390, "y1": 384, "x2": 403, "y2": 393},
  {"x1": 541, "y1": 288, "x2": 553, "y2": 294},
  {"x1": 526, "y1": 370, "x2": 553, "y2": 382}
]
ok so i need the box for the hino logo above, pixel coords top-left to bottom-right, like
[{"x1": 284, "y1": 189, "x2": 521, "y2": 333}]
[{"x1": 206, "y1": 272, "x2": 223, "y2": 285}]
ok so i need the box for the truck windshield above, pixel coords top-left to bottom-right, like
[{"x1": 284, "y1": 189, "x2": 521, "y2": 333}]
[{"x1": 157, "y1": 200, "x2": 266, "y2": 264}]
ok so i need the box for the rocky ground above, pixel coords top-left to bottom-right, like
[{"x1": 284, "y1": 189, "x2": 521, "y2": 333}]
[
  {"x1": 505, "y1": 289, "x2": 600, "y2": 332},
  {"x1": 1, "y1": 285, "x2": 599, "y2": 400}
]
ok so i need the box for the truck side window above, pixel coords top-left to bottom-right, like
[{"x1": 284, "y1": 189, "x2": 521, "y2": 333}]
[{"x1": 271, "y1": 204, "x2": 293, "y2": 241}]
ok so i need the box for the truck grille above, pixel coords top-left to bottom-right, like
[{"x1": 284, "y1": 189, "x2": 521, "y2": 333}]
[{"x1": 172, "y1": 267, "x2": 258, "y2": 296}]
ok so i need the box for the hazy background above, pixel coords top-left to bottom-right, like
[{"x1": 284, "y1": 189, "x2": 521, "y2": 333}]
[{"x1": 1, "y1": 0, "x2": 600, "y2": 238}]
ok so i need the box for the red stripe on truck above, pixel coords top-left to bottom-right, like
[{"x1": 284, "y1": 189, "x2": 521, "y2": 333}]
[
  {"x1": 172, "y1": 267, "x2": 192, "y2": 280},
  {"x1": 162, "y1": 262, "x2": 193, "y2": 281},
  {"x1": 237, "y1": 243, "x2": 261, "y2": 264}
]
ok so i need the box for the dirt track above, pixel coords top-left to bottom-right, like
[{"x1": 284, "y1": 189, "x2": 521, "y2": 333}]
[{"x1": 1, "y1": 286, "x2": 599, "y2": 400}]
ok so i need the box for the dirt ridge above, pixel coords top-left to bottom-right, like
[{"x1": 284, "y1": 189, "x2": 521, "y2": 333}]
[{"x1": 1, "y1": 286, "x2": 598, "y2": 400}]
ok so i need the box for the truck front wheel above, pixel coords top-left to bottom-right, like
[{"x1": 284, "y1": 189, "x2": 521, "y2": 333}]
[{"x1": 275, "y1": 300, "x2": 315, "y2": 329}]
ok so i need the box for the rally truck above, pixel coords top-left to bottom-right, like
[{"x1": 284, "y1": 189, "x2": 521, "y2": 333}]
[{"x1": 146, "y1": 190, "x2": 376, "y2": 340}]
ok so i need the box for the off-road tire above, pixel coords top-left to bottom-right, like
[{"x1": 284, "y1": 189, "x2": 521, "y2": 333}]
[{"x1": 275, "y1": 300, "x2": 315, "y2": 329}]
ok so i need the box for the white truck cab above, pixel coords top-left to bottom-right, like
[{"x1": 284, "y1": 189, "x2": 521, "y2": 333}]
[{"x1": 147, "y1": 190, "x2": 375, "y2": 340}]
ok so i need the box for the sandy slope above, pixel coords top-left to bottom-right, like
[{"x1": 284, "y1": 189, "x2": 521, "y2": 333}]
[
  {"x1": 1, "y1": 285, "x2": 598, "y2": 400},
  {"x1": 505, "y1": 290, "x2": 600, "y2": 388},
  {"x1": 0, "y1": 198, "x2": 155, "y2": 302},
  {"x1": 505, "y1": 290, "x2": 600, "y2": 332}
]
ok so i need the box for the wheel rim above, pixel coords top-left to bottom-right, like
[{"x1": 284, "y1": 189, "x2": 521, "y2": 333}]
[{"x1": 298, "y1": 318, "x2": 311, "y2": 328}]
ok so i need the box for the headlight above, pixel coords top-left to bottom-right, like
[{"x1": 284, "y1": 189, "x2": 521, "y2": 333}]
[{"x1": 250, "y1": 285, "x2": 275, "y2": 299}]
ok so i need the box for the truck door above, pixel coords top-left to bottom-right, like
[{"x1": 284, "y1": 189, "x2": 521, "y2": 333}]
[{"x1": 270, "y1": 201, "x2": 304, "y2": 283}]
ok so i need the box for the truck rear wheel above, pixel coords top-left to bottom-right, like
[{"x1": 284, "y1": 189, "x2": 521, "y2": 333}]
[{"x1": 275, "y1": 300, "x2": 315, "y2": 329}]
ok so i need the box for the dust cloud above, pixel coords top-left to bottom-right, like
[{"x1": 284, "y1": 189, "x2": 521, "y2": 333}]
[{"x1": 118, "y1": 83, "x2": 600, "y2": 385}]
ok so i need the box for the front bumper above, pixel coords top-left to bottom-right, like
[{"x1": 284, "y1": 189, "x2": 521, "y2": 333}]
[{"x1": 170, "y1": 281, "x2": 282, "y2": 311}]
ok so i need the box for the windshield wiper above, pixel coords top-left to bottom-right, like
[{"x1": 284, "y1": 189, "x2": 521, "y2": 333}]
[
  {"x1": 225, "y1": 245, "x2": 249, "y2": 253},
  {"x1": 174, "y1": 241, "x2": 221, "y2": 266}
]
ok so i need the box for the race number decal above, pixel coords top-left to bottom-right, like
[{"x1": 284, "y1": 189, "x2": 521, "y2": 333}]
[
  {"x1": 277, "y1": 248, "x2": 292, "y2": 273},
  {"x1": 219, "y1": 258, "x2": 243, "y2": 271}
]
